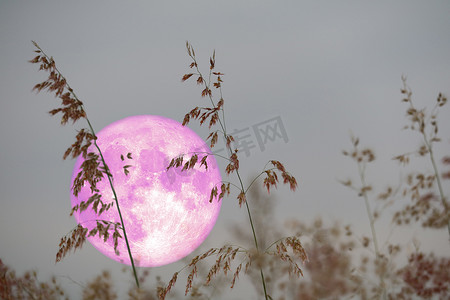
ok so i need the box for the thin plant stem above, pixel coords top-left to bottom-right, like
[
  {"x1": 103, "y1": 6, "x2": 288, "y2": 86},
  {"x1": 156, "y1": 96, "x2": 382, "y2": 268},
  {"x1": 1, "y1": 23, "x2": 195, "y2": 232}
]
[
  {"x1": 259, "y1": 269, "x2": 269, "y2": 299},
  {"x1": 34, "y1": 43, "x2": 140, "y2": 288},
  {"x1": 424, "y1": 137, "x2": 450, "y2": 236},
  {"x1": 238, "y1": 164, "x2": 268, "y2": 299},
  {"x1": 357, "y1": 164, "x2": 380, "y2": 256},
  {"x1": 220, "y1": 103, "x2": 270, "y2": 300},
  {"x1": 357, "y1": 163, "x2": 386, "y2": 300},
  {"x1": 92, "y1": 132, "x2": 140, "y2": 289}
]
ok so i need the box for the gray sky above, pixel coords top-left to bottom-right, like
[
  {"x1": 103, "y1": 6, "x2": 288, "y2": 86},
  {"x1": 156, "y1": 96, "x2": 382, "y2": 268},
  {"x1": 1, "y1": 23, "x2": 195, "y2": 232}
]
[{"x1": 1, "y1": 1, "x2": 450, "y2": 298}]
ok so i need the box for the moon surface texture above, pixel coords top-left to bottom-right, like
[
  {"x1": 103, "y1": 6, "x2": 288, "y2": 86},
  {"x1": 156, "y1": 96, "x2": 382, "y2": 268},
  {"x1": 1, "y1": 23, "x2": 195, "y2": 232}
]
[{"x1": 70, "y1": 115, "x2": 222, "y2": 267}]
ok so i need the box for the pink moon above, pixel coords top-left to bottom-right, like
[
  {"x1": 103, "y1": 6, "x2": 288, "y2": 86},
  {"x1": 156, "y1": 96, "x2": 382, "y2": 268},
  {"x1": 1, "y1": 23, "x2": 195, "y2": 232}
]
[{"x1": 70, "y1": 115, "x2": 222, "y2": 267}]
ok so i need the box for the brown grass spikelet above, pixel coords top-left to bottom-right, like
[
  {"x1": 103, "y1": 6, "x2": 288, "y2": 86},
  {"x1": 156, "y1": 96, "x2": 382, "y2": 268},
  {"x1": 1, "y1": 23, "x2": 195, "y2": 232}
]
[
  {"x1": 209, "y1": 111, "x2": 218, "y2": 128},
  {"x1": 185, "y1": 40, "x2": 195, "y2": 57},
  {"x1": 199, "y1": 155, "x2": 208, "y2": 170},
  {"x1": 56, "y1": 224, "x2": 88, "y2": 263},
  {"x1": 30, "y1": 42, "x2": 86, "y2": 126},
  {"x1": 71, "y1": 152, "x2": 104, "y2": 196},
  {"x1": 166, "y1": 155, "x2": 184, "y2": 171},
  {"x1": 237, "y1": 191, "x2": 246, "y2": 207},
  {"x1": 122, "y1": 164, "x2": 132, "y2": 176},
  {"x1": 182, "y1": 105, "x2": 223, "y2": 130},
  {"x1": 181, "y1": 73, "x2": 194, "y2": 82},
  {"x1": 205, "y1": 256, "x2": 222, "y2": 285},
  {"x1": 225, "y1": 134, "x2": 234, "y2": 149},
  {"x1": 70, "y1": 192, "x2": 114, "y2": 216},
  {"x1": 75, "y1": 221, "x2": 122, "y2": 257},
  {"x1": 209, "y1": 186, "x2": 218, "y2": 203},
  {"x1": 158, "y1": 245, "x2": 245, "y2": 299},
  {"x1": 285, "y1": 237, "x2": 308, "y2": 261},
  {"x1": 63, "y1": 128, "x2": 97, "y2": 160},
  {"x1": 208, "y1": 131, "x2": 218, "y2": 148},
  {"x1": 213, "y1": 72, "x2": 224, "y2": 82},
  {"x1": 158, "y1": 272, "x2": 178, "y2": 300},
  {"x1": 230, "y1": 263, "x2": 242, "y2": 289},
  {"x1": 218, "y1": 182, "x2": 231, "y2": 201},
  {"x1": 261, "y1": 160, "x2": 298, "y2": 193},
  {"x1": 209, "y1": 50, "x2": 215, "y2": 70},
  {"x1": 268, "y1": 236, "x2": 307, "y2": 278},
  {"x1": 183, "y1": 264, "x2": 200, "y2": 296},
  {"x1": 167, "y1": 152, "x2": 210, "y2": 174},
  {"x1": 225, "y1": 152, "x2": 239, "y2": 174},
  {"x1": 270, "y1": 160, "x2": 286, "y2": 173},
  {"x1": 282, "y1": 171, "x2": 298, "y2": 192},
  {"x1": 189, "y1": 106, "x2": 201, "y2": 120},
  {"x1": 209, "y1": 182, "x2": 231, "y2": 203},
  {"x1": 201, "y1": 87, "x2": 211, "y2": 98},
  {"x1": 216, "y1": 98, "x2": 224, "y2": 110},
  {"x1": 263, "y1": 169, "x2": 278, "y2": 193},
  {"x1": 182, "y1": 113, "x2": 190, "y2": 126},
  {"x1": 189, "y1": 107, "x2": 200, "y2": 118},
  {"x1": 182, "y1": 154, "x2": 198, "y2": 172}
]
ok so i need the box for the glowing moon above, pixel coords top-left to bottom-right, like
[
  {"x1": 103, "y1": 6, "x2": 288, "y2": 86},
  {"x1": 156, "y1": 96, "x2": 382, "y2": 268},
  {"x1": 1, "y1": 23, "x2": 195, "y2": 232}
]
[{"x1": 70, "y1": 115, "x2": 222, "y2": 267}]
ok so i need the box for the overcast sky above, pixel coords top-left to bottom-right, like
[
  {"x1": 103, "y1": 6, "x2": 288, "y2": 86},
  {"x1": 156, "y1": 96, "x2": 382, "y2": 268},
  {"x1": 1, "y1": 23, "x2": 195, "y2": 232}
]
[{"x1": 1, "y1": 1, "x2": 450, "y2": 299}]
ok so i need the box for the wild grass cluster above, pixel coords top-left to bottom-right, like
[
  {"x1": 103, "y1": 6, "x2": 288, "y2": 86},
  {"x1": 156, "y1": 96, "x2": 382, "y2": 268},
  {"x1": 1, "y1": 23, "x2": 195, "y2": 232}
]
[{"x1": 0, "y1": 42, "x2": 449, "y2": 299}]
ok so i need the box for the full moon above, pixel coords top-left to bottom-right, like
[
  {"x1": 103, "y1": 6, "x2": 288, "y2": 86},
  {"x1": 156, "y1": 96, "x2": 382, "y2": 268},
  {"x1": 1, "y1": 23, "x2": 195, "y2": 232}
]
[{"x1": 70, "y1": 115, "x2": 222, "y2": 267}]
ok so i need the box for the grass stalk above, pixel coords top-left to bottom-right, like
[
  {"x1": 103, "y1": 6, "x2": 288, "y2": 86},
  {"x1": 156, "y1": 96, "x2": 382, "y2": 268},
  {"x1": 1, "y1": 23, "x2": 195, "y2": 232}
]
[
  {"x1": 33, "y1": 43, "x2": 140, "y2": 288},
  {"x1": 357, "y1": 161, "x2": 387, "y2": 300},
  {"x1": 90, "y1": 126, "x2": 140, "y2": 289},
  {"x1": 190, "y1": 51, "x2": 270, "y2": 299},
  {"x1": 357, "y1": 165, "x2": 380, "y2": 256},
  {"x1": 423, "y1": 136, "x2": 450, "y2": 236}
]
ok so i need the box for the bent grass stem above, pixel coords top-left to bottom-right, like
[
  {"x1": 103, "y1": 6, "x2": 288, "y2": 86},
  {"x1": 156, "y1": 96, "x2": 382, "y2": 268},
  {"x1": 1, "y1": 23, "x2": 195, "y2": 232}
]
[{"x1": 34, "y1": 43, "x2": 140, "y2": 288}]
